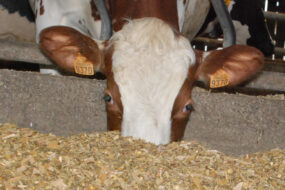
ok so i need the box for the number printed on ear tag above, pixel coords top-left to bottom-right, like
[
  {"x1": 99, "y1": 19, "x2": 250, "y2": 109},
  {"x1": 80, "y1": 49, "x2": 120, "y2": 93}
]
[
  {"x1": 210, "y1": 69, "x2": 230, "y2": 88},
  {"x1": 74, "y1": 53, "x2": 94, "y2": 75}
]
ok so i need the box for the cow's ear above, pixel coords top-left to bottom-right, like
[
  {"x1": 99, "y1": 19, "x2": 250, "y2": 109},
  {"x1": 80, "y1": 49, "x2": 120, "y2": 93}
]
[
  {"x1": 40, "y1": 26, "x2": 105, "y2": 76},
  {"x1": 194, "y1": 45, "x2": 264, "y2": 88}
]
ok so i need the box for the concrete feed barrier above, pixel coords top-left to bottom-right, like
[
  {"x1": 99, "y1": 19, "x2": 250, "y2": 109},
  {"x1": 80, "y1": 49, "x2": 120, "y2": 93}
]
[{"x1": 0, "y1": 69, "x2": 284, "y2": 155}]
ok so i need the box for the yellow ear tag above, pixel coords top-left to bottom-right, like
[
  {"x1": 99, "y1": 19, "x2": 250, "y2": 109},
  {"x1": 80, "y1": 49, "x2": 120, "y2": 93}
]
[
  {"x1": 224, "y1": 0, "x2": 231, "y2": 6},
  {"x1": 210, "y1": 69, "x2": 230, "y2": 88},
  {"x1": 74, "y1": 53, "x2": 94, "y2": 75}
]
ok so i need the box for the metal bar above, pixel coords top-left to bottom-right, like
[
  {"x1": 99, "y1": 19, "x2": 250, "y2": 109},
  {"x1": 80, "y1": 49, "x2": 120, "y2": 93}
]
[
  {"x1": 193, "y1": 37, "x2": 285, "y2": 56},
  {"x1": 193, "y1": 37, "x2": 223, "y2": 46},
  {"x1": 211, "y1": 0, "x2": 236, "y2": 47},
  {"x1": 263, "y1": 11, "x2": 285, "y2": 22},
  {"x1": 265, "y1": 58, "x2": 285, "y2": 65},
  {"x1": 93, "y1": 0, "x2": 112, "y2": 40},
  {"x1": 274, "y1": 47, "x2": 285, "y2": 56}
]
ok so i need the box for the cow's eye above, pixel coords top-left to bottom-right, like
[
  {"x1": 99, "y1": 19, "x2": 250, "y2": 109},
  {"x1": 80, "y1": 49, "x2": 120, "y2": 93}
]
[
  {"x1": 183, "y1": 104, "x2": 193, "y2": 112},
  {"x1": 104, "y1": 95, "x2": 113, "y2": 104}
]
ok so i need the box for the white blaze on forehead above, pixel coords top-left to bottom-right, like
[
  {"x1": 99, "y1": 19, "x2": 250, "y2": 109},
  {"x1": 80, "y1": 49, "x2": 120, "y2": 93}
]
[{"x1": 111, "y1": 18, "x2": 195, "y2": 145}]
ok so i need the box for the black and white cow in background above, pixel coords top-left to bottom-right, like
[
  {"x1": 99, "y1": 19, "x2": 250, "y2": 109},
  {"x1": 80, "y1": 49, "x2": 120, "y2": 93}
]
[
  {"x1": 0, "y1": 0, "x2": 35, "y2": 42},
  {"x1": 198, "y1": 0, "x2": 274, "y2": 56},
  {"x1": 0, "y1": 0, "x2": 34, "y2": 21}
]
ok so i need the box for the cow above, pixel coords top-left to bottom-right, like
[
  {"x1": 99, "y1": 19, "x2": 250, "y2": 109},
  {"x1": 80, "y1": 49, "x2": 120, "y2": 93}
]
[
  {"x1": 0, "y1": 0, "x2": 35, "y2": 42},
  {"x1": 198, "y1": 0, "x2": 274, "y2": 56},
  {"x1": 35, "y1": 0, "x2": 264, "y2": 145}
]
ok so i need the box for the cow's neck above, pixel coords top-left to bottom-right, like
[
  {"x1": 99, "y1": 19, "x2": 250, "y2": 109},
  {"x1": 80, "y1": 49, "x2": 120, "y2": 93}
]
[{"x1": 108, "y1": 0, "x2": 180, "y2": 32}]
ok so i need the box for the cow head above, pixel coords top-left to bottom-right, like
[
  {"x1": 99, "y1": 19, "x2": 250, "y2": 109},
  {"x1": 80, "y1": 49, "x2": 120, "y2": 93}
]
[{"x1": 40, "y1": 18, "x2": 264, "y2": 145}]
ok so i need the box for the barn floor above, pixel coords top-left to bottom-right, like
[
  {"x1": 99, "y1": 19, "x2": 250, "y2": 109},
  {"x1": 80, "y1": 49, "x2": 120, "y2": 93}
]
[{"x1": 1, "y1": 123, "x2": 284, "y2": 189}]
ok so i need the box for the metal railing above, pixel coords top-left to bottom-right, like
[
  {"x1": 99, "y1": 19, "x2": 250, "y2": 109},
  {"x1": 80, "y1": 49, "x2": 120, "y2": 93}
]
[
  {"x1": 263, "y1": 11, "x2": 285, "y2": 22},
  {"x1": 192, "y1": 37, "x2": 285, "y2": 57}
]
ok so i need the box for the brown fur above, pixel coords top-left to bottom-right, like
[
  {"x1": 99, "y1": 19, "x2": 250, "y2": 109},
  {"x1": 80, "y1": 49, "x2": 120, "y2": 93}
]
[
  {"x1": 40, "y1": 0, "x2": 45, "y2": 15},
  {"x1": 170, "y1": 79, "x2": 193, "y2": 141},
  {"x1": 195, "y1": 45, "x2": 264, "y2": 86},
  {"x1": 104, "y1": 46, "x2": 123, "y2": 131},
  {"x1": 90, "y1": 1, "x2": 101, "y2": 21},
  {"x1": 40, "y1": 26, "x2": 103, "y2": 74},
  {"x1": 108, "y1": 0, "x2": 179, "y2": 31}
]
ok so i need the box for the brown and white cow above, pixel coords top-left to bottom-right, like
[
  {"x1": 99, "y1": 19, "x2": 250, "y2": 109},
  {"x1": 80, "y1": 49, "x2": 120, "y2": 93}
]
[{"x1": 37, "y1": 0, "x2": 264, "y2": 145}]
